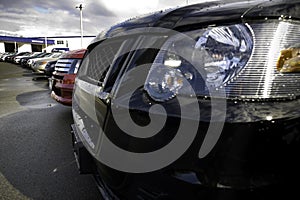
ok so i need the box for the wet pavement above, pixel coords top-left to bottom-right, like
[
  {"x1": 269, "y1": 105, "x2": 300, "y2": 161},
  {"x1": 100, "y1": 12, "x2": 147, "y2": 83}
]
[{"x1": 0, "y1": 62, "x2": 101, "y2": 200}]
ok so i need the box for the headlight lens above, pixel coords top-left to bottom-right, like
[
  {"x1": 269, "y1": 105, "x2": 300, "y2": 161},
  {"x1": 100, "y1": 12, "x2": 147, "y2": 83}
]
[
  {"x1": 146, "y1": 21, "x2": 300, "y2": 101},
  {"x1": 144, "y1": 24, "x2": 254, "y2": 102}
]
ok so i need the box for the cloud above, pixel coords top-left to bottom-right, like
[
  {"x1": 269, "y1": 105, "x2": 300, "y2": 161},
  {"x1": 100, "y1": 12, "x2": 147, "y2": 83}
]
[
  {"x1": 0, "y1": 0, "x2": 228, "y2": 37},
  {"x1": 84, "y1": 1, "x2": 116, "y2": 17},
  {"x1": 102, "y1": 0, "x2": 159, "y2": 15},
  {"x1": 0, "y1": 0, "x2": 118, "y2": 36}
]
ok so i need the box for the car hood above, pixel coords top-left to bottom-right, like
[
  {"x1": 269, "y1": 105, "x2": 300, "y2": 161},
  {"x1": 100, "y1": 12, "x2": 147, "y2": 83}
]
[
  {"x1": 174, "y1": 0, "x2": 300, "y2": 29},
  {"x1": 30, "y1": 57, "x2": 50, "y2": 62},
  {"x1": 36, "y1": 57, "x2": 59, "y2": 63},
  {"x1": 94, "y1": 0, "x2": 300, "y2": 41}
]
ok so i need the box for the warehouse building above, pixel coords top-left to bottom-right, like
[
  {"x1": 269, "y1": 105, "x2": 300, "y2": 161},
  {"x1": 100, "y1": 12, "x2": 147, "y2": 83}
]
[
  {"x1": 43, "y1": 35, "x2": 95, "y2": 52},
  {"x1": 0, "y1": 35, "x2": 95, "y2": 53},
  {"x1": 0, "y1": 36, "x2": 54, "y2": 52}
]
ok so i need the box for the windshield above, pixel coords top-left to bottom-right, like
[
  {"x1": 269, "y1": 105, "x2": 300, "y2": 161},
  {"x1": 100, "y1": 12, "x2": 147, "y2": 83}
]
[{"x1": 51, "y1": 53, "x2": 62, "y2": 58}]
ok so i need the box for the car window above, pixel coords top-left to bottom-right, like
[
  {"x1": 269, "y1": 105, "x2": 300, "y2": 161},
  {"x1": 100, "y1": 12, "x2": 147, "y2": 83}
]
[{"x1": 78, "y1": 37, "x2": 135, "y2": 90}]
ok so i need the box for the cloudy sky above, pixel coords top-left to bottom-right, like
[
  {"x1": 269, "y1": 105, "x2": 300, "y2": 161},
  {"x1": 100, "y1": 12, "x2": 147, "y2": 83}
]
[{"x1": 0, "y1": 0, "x2": 217, "y2": 37}]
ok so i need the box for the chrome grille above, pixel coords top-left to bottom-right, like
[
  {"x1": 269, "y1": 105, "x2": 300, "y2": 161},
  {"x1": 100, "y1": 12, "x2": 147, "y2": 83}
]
[
  {"x1": 55, "y1": 59, "x2": 75, "y2": 73},
  {"x1": 225, "y1": 21, "x2": 300, "y2": 99}
]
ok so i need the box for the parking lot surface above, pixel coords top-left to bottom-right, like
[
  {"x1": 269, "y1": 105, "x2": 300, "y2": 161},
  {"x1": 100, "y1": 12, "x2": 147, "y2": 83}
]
[{"x1": 0, "y1": 62, "x2": 101, "y2": 200}]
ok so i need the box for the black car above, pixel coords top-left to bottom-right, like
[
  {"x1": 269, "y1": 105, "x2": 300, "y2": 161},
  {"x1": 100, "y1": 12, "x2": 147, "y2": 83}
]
[
  {"x1": 43, "y1": 60, "x2": 57, "y2": 77},
  {"x1": 71, "y1": 0, "x2": 300, "y2": 199},
  {"x1": 5, "y1": 52, "x2": 30, "y2": 63}
]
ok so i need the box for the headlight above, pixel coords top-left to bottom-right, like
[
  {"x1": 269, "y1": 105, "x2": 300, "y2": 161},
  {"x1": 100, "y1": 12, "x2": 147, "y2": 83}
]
[
  {"x1": 144, "y1": 24, "x2": 253, "y2": 102},
  {"x1": 145, "y1": 21, "x2": 300, "y2": 102}
]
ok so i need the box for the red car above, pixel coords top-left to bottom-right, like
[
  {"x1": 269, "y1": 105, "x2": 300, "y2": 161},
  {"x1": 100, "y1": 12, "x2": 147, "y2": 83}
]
[{"x1": 50, "y1": 49, "x2": 86, "y2": 106}]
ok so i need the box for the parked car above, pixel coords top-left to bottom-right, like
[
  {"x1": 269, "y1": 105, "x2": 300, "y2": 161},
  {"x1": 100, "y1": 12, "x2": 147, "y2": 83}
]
[
  {"x1": 27, "y1": 52, "x2": 61, "y2": 68},
  {"x1": 42, "y1": 60, "x2": 57, "y2": 77},
  {"x1": 50, "y1": 49, "x2": 86, "y2": 106},
  {"x1": 71, "y1": 0, "x2": 300, "y2": 199},
  {"x1": 20, "y1": 52, "x2": 49, "y2": 68},
  {"x1": 0, "y1": 52, "x2": 14, "y2": 62},
  {"x1": 31, "y1": 54, "x2": 61, "y2": 73},
  {"x1": 5, "y1": 52, "x2": 30, "y2": 63},
  {"x1": 0, "y1": 52, "x2": 5, "y2": 58},
  {"x1": 3, "y1": 52, "x2": 18, "y2": 62},
  {"x1": 14, "y1": 52, "x2": 39, "y2": 64}
]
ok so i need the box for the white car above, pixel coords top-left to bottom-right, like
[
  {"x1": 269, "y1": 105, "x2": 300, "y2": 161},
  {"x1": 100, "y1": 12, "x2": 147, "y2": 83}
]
[
  {"x1": 0, "y1": 52, "x2": 14, "y2": 61},
  {"x1": 13, "y1": 52, "x2": 40, "y2": 64},
  {"x1": 27, "y1": 53, "x2": 61, "y2": 68}
]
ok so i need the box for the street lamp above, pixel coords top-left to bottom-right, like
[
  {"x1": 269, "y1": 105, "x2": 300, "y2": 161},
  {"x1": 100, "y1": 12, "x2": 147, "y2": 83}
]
[{"x1": 76, "y1": 3, "x2": 84, "y2": 48}]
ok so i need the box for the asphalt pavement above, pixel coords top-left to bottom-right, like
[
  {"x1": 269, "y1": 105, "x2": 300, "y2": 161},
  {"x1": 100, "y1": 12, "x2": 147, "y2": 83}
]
[{"x1": 0, "y1": 62, "x2": 101, "y2": 200}]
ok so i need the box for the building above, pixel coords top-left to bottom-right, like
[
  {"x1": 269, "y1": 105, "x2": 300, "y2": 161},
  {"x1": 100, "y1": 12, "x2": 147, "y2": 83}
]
[
  {"x1": 0, "y1": 36, "x2": 54, "y2": 52},
  {"x1": 0, "y1": 35, "x2": 95, "y2": 53},
  {"x1": 43, "y1": 35, "x2": 95, "y2": 52}
]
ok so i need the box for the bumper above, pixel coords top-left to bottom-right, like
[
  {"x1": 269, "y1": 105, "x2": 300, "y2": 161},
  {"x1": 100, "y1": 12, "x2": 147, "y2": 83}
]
[
  {"x1": 71, "y1": 124, "x2": 119, "y2": 199},
  {"x1": 32, "y1": 65, "x2": 47, "y2": 73},
  {"x1": 96, "y1": 93, "x2": 300, "y2": 199},
  {"x1": 94, "y1": 116, "x2": 300, "y2": 200},
  {"x1": 50, "y1": 77, "x2": 74, "y2": 106},
  {"x1": 71, "y1": 124, "x2": 95, "y2": 174},
  {"x1": 73, "y1": 88, "x2": 300, "y2": 199},
  {"x1": 51, "y1": 90, "x2": 72, "y2": 106}
]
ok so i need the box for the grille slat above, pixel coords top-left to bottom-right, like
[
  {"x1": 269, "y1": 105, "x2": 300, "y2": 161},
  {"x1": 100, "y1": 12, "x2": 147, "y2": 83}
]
[
  {"x1": 54, "y1": 59, "x2": 76, "y2": 73},
  {"x1": 225, "y1": 21, "x2": 300, "y2": 99}
]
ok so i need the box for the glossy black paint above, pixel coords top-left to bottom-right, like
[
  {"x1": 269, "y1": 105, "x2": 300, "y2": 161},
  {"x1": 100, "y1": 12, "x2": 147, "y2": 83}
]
[
  {"x1": 73, "y1": 0, "x2": 300, "y2": 199},
  {"x1": 94, "y1": 86, "x2": 300, "y2": 198},
  {"x1": 93, "y1": 0, "x2": 300, "y2": 43},
  {"x1": 43, "y1": 60, "x2": 57, "y2": 77},
  {"x1": 243, "y1": 0, "x2": 300, "y2": 20}
]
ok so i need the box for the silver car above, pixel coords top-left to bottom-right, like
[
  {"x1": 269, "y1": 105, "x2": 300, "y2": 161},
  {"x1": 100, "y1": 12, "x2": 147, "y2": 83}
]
[{"x1": 31, "y1": 53, "x2": 62, "y2": 73}]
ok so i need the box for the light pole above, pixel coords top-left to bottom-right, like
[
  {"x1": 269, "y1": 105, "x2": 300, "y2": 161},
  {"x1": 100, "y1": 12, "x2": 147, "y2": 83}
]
[
  {"x1": 45, "y1": 36, "x2": 47, "y2": 49},
  {"x1": 76, "y1": 3, "x2": 84, "y2": 48}
]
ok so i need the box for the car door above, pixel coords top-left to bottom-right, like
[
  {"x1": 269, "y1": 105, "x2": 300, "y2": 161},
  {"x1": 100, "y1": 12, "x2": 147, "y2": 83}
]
[{"x1": 72, "y1": 37, "x2": 136, "y2": 157}]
